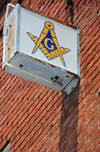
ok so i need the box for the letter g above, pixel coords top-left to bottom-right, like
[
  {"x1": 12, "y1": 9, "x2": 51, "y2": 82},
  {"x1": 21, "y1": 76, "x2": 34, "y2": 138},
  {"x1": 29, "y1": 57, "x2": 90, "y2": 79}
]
[{"x1": 44, "y1": 38, "x2": 54, "y2": 50}]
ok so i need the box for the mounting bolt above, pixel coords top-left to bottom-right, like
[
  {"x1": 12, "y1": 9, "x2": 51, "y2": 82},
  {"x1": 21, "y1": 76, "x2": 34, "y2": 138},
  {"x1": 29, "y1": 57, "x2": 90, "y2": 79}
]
[
  {"x1": 71, "y1": 87, "x2": 74, "y2": 90},
  {"x1": 19, "y1": 64, "x2": 23, "y2": 69},
  {"x1": 8, "y1": 47, "x2": 10, "y2": 50}
]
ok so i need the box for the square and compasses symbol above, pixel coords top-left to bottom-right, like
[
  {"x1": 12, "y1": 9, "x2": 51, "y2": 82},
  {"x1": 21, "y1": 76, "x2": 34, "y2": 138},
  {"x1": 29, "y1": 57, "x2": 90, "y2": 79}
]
[{"x1": 27, "y1": 21, "x2": 71, "y2": 67}]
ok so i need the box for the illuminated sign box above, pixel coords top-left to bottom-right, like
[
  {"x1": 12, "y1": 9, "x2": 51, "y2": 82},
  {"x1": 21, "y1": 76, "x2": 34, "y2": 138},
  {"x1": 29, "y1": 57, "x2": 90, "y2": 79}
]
[{"x1": 3, "y1": 3, "x2": 80, "y2": 95}]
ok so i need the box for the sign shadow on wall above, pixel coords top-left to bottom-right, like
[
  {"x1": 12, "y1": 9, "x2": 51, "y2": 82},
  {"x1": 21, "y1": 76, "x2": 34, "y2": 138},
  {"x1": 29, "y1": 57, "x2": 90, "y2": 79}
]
[{"x1": 59, "y1": 83, "x2": 80, "y2": 152}]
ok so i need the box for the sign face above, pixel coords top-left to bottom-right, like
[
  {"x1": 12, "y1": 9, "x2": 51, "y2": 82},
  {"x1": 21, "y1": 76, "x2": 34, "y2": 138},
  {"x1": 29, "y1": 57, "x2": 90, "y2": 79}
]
[
  {"x1": 19, "y1": 7, "x2": 78, "y2": 74},
  {"x1": 27, "y1": 21, "x2": 71, "y2": 67}
]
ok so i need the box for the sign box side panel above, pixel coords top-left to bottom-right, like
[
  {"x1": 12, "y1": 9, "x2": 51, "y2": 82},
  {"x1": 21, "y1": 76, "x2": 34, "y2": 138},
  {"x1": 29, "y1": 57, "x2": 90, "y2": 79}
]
[
  {"x1": 3, "y1": 6, "x2": 17, "y2": 68},
  {"x1": 15, "y1": 3, "x2": 20, "y2": 53}
]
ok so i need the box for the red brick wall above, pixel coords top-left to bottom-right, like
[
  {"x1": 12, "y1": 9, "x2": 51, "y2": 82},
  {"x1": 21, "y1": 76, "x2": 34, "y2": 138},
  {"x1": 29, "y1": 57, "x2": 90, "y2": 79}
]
[{"x1": 0, "y1": 0, "x2": 100, "y2": 151}]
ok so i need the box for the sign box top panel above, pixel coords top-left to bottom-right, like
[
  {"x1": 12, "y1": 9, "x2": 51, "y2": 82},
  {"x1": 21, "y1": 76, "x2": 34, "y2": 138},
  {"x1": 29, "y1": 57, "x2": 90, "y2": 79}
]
[{"x1": 17, "y1": 4, "x2": 79, "y2": 75}]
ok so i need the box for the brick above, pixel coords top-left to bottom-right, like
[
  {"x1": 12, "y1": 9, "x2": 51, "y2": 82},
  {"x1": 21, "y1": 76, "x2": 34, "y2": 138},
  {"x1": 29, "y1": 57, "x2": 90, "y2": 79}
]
[
  {"x1": 86, "y1": 123, "x2": 98, "y2": 141},
  {"x1": 79, "y1": 4, "x2": 90, "y2": 21},
  {"x1": 50, "y1": 1, "x2": 60, "y2": 15},
  {"x1": 58, "y1": 9, "x2": 66, "y2": 21},
  {"x1": 81, "y1": 58, "x2": 90, "y2": 72},
  {"x1": 36, "y1": 109, "x2": 47, "y2": 124},
  {"x1": 34, "y1": 85, "x2": 44, "y2": 100},
  {"x1": 85, "y1": 106, "x2": 92, "y2": 117},
  {"x1": 54, "y1": 142, "x2": 59, "y2": 152},
  {"x1": 78, "y1": 142, "x2": 85, "y2": 152},
  {"x1": 78, "y1": 112, "x2": 86, "y2": 125},
  {"x1": 39, "y1": 87, "x2": 49, "y2": 100},
  {"x1": 41, "y1": 137, "x2": 52, "y2": 151},
  {"x1": 93, "y1": 95, "x2": 100, "y2": 108},
  {"x1": 85, "y1": 0, "x2": 91, "y2": 6},
  {"x1": 18, "y1": 111, "x2": 28, "y2": 127},
  {"x1": 78, "y1": 106, "x2": 84, "y2": 119},
  {"x1": 87, "y1": 138, "x2": 100, "y2": 152},
  {"x1": 87, "y1": 26, "x2": 99, "y2": 44},
  {"x1": 14, "y1": 134, "x2": 26, "y2": 151},
  {"x1": 78, "y1": 99, "x2": 85, "y2": 111},
  {"x1": 66, "y1": 106, "x2": 78, "y2": 125},
  {"x1": 91, "y1": 3, "x2": 100, "y2": 17},
  {"x1": 83, "y1": 80, "x2": 95, "y2": 98},
  {"x1": 53, "y1": 111, "x2": 61, "y2": 125},
  {"x1": 84, "y1": 93, "x2": 90, "y2": 103},
  {"x1": 85, "y1": 138, "x2": 93, "y2": 151},
  {"x1": 90, "y1": 66, "x2": 99, "y2": 82},
  {"x1": 3, "y1": 124, "x2": 13, "y2": 139},
  {"x1": 20, "y1": 134, "x2": 31, "y2": 151},
  {"x1": 0, "y1": 138, "x2": 7, "y2": 151},
  {"x1": 55, "y1": 0, "x2": 64, "y2": 14},
  {"x1": 85, "y1": 108, "x2": 97, "y2": 125},
  {"x1": 13, "y1": 112, "x2": 23, "y2": 127},
  {"x1": 92, "y1": 112, "x2": 100, "y2": 126},
  {"x1": 91, "y1": 81, "x2": 100, "y2": 95},
  {"x1": 0, "y1": 113, "x2": 8, "y2": 125},
  {"x1": 80, "y1": 50, "x2": 89, "y2": 66},
  {"x1": 35, "y1": 135, "x2": 47, "y2": 151},
  {"x1": 77, "y1": 138, "x2": 85, "y2": 151},
  {"x1": 26, "y1": 135, "x2": 38, "y2": 150},
  {"x1": 45, "y1": 3, "x2": 54, "y2": 15},
  {"x1": 42, "y1": 3, "x2": 49, "y2": 14},
  {"x1": 10, "y1": 100, "x2": 22, "y2": 116},
  {"x1": 48, "y1": 136, "x2": 59, "y2": 151},
  {"x1": 90, "y1": 38, "x2": 100, "y2": 55},
  {"x1": 78, "y1": 123, "x2": 91, "y2": 141},
  {"x1": 83, "y1": 61, "x2": 98, "y2": 82},
  {"x1": 85, "y1": 13, "x2": 97, "y2": 32},
  {"x1": 85, "y1": 94, "x2": 96, "y2": 109},
  {"x1": 54, "y1": 128, "x2": 60, "y2": 139},
  {"x1": 2, "y1": 76, "x2": 12, "y2": 91},
  {"x1": 59, "y1": 138, "x2": 69, "y2": 151},
  {"x1": 72, "y1": 130, "x2": 77, "y2": 141},
  {"x1": 92, "y1": 129, "x2": 100, "y2": 141},
  {"x1": 66, "y1": 138, "x2": 77, "y2": 152},
  {"x1": 95, "y1": 146, "x2": 100, "y2": 152},
  {"x1": 1, "y1": 125, "x2": 7, "y2": 137},
  {"x1": 73, "y1": 0, "x2": 80, "y2": 8}
]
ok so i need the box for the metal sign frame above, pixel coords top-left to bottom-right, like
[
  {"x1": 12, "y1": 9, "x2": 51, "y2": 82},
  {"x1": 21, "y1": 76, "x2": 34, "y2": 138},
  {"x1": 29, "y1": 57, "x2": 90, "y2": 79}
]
[{"x1": 3, "y1": 3, "x2": 80, "y2": 94}]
